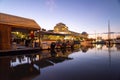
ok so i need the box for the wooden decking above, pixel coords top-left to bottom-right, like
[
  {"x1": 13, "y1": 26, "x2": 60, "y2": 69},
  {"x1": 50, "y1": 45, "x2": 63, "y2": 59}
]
[{"x1": 0, "y1": 48, "x2": 41, "y2": 56}]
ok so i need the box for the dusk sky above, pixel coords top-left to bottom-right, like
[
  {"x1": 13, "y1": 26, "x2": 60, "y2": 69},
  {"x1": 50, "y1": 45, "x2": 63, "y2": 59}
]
[{"x1": 0, "y1": 0, "x2": 120, "y2": 34}]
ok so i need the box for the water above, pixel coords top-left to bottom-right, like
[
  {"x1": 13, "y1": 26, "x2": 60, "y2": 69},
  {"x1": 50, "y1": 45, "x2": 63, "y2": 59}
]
[{"x1": 0, "y1": 44, "x2": 120, "y2": 80}]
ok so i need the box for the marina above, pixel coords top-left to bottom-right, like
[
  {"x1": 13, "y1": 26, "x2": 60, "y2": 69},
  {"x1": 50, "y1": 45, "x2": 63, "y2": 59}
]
[{"x1": 0, "y1": 0, "x2": 120, "y2": 80}]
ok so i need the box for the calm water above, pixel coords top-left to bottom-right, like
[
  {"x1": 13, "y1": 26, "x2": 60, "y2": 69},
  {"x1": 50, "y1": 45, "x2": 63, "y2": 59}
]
[{"x1": 0, "y1": 44, "x2": 120, "y2": 80}]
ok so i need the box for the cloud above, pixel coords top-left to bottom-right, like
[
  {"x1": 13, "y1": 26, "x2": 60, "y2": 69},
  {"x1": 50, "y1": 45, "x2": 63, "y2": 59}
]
[{"x1": 46, "y1": 0, "x2": 56, "y2": 12}]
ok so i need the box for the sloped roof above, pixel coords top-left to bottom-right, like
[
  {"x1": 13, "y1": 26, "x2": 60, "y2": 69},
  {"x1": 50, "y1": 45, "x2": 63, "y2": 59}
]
[
  {"x1": 0, "y1": 13, "x2": 40, "y2": 30},
  {"x1": 39, "y1": 31, "x2": 70, "y2": 35}
]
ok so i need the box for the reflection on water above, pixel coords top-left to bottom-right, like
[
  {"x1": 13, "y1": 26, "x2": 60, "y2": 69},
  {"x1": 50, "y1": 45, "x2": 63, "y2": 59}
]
[{"x1": 0, "y1": 44, "x2": 120, "y2": 80}]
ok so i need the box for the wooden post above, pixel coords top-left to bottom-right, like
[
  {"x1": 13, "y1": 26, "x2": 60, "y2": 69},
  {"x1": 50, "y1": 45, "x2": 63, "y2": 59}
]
[{"x1": 0, "y1": 24, "x2": 11, "y2": 50}]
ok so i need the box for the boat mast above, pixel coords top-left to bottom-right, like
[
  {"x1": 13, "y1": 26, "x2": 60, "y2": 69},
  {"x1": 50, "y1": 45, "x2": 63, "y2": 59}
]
[
  {"x1": 108, "y1": 20, "x2": 111, "y2": 45},
  {"x1": 108, "y1": 20, "x2": 111, "y2": 67}
]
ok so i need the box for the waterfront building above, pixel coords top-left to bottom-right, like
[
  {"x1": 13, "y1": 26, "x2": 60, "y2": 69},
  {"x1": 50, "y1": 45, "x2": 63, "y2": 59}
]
[
  {"x1": 81, "y1": 32, "x2": 88, "y2": 40},
  {"x1": 38, "y1": 31, "x2": 67, "y2": 49},
  {"x1": 0, "y1": 13, "x2": 41, "y2": 50},
  {"x1": 53, "y1": 22, "x2": 81, "y2": 40},
  {"x1": 39, "y1": 23, "x2": 82, "y2": 49},
  {"x1": 54, "y1": 23, "x2": 70, "y2": 34}
]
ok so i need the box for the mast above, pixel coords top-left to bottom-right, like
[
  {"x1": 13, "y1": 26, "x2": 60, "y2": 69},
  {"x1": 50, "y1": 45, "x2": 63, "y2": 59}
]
[
  {"x1": 108, "y1": 20, "x2": 111, "y2": 67},
  {"x1": 108, "y1": 20, "x2": 111, "y2": 45}
]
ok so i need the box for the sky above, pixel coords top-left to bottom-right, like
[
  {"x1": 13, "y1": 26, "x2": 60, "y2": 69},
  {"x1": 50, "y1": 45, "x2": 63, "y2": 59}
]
[{"x1": 0, "y1": 0, "x2": 120, "y2": 34}]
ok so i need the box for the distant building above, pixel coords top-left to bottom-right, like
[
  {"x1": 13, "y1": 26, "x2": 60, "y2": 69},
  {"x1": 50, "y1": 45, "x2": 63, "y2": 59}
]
[
  {"x1": 54, "y1": 23, "x2": 71, "y2": 34},
  {"x1": 81, "y1": 32, "x2": 88, "y2": 40},
  {"x1": 0, "y1": 13, "x2": 41, "y2": 50},
  {"x1": 53, "y1": 23, "x2": 81, "y2": 40}
]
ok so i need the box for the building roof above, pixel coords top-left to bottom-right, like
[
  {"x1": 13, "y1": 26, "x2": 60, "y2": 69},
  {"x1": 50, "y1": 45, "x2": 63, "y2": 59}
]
[
  {"x1": 70, "y1": 31, "x2": 81, "y2": 36},
  {"x1": 39, "y1": 31, "x2": 70, "y2": 36},
  {"x1": 0, "y1": 13, "x2": 40, "y2": 30}
]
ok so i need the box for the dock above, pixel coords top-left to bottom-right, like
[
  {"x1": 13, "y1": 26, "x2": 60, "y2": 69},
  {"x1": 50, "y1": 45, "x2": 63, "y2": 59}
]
[{"x1": 0, "y1": 48, "x2": 41, "y2": 56}]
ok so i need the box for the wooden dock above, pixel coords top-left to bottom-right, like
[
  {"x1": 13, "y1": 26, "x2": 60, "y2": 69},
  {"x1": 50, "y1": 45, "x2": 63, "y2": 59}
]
[{"x1": 0, "y1": 48, "x2": 41, "y2": 56}]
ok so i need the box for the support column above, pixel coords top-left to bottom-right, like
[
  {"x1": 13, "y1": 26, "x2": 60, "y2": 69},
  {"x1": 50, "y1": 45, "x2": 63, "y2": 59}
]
[{"x1": 0, "y1": 24, "x2": 11, "y2": 50}]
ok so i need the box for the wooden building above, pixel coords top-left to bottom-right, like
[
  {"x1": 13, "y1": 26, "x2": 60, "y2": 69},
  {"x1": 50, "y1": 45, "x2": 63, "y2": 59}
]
[{"x1": 0, "y1": 13, "x2": 41, "y2": 50}]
